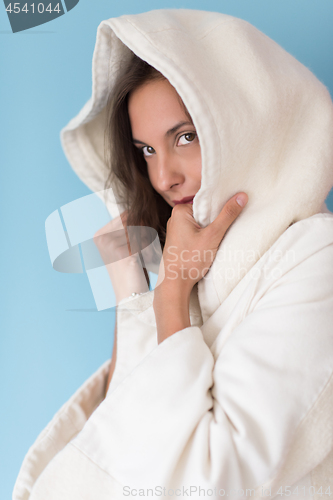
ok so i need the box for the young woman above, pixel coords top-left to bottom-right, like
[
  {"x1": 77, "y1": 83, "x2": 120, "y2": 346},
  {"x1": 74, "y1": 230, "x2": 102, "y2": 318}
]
[{"x1": 13, "y1": 9, "x2": 333, "y2": 500}]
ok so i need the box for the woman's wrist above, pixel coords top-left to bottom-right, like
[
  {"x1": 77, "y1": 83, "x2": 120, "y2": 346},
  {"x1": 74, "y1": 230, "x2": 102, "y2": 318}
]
[
  {"x1": 107, "y1": 255, "x2": 150, "y2": 304},
  {"x1": 153, "y1": 281, "x2": 192, "y2": 344}
]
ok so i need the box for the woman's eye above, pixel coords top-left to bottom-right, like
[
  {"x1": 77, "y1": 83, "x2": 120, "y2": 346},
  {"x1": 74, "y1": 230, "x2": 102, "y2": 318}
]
[
  {"x1": 142, "y1": 145, "x2": 155, "y2": 156},
  {"x1": 177, "y1": 132, "x2": 197, "y2": 146}
]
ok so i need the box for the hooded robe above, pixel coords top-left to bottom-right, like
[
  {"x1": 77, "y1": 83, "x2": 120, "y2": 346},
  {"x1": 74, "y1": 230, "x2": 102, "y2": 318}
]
[{"x1": 13, "y1": 9, "x2": 333, "y2": 500}]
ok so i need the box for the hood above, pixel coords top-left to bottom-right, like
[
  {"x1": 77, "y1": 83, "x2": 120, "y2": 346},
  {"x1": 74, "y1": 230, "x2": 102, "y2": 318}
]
[{"x1": 60, "y1": 9, "x2": 333, "y2": 322}]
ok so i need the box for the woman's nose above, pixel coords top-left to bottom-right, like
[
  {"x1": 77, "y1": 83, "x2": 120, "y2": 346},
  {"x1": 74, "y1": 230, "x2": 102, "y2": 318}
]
[{"x1": 155, "y1": 155, "x2": 184, "y2": 192}]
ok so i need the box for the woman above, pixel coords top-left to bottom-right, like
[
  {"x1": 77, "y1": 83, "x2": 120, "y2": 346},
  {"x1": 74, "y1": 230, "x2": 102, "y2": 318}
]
[{"x1": 13, "y1": 9, "x2": 333, "y2": 500}]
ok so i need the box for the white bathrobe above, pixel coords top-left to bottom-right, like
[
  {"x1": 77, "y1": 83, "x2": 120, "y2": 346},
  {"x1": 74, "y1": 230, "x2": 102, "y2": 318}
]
[{"x1": 13, "y1": 9, "x2": 333, "y2": 500}]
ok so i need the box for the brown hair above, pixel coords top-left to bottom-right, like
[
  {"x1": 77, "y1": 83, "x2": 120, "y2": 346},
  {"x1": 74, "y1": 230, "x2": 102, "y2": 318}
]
[{"x1": 104, "y1": 51, "x2": 192, "y2": 248}]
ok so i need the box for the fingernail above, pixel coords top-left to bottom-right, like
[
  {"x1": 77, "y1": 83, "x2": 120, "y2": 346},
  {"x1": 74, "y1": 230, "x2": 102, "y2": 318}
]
[{"x1": 236, "y1": 194, "x2": 248, "y2": 208}]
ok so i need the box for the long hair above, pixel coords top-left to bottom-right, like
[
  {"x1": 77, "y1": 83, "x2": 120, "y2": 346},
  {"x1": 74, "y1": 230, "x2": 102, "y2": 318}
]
[{"x1": 104, "y1": 52, "x2": 173, "y2": 248}]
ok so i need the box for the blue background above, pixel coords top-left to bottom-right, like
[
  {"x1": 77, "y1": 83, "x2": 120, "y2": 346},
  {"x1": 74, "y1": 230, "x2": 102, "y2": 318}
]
[{"x1": 1, "y1": 1, "x2": 333, "y2": 498}]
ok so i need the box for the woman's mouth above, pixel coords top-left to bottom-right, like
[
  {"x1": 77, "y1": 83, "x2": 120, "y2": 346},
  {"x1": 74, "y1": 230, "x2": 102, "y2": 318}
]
[{"x1": 172, "y1": 196, "x2": 195, "y2": 205}]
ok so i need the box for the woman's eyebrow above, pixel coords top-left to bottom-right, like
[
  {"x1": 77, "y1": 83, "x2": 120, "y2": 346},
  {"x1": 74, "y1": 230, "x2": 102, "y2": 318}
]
[
  {"x1": 165, "y1": 121, "x2": 193, "y2": 137},
  {"x1": 132, "y1": 121, "x2": 194, "y2": 145}
]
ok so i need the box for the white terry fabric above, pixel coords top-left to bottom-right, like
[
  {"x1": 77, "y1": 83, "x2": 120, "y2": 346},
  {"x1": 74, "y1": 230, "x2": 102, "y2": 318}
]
[
  {"x1": 13, "y1": 214, "x2": 333, "y2": 499},
  {"x1": 12, "y1": 8, "x2": 333, "y2": 500}
]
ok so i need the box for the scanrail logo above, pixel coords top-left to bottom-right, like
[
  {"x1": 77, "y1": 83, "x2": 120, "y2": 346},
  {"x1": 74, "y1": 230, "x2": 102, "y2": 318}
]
[
  {"x1": 3, "y1": 0, "x2": 79, "y2": 33},
  {"x1": 45, "y1": 188, "x2": 162, "y2": 312}
]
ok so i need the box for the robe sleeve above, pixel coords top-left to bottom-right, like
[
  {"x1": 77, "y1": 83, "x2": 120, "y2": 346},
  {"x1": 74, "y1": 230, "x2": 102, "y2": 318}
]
[
  {"x1": 106, "y1": 294, "x2": 158, "y2": 394},
  {"x1": 70, "y1": 239, "x2": 333, "y2": 493},
  {"x1": 107, "y1": 284, "x2": 202, "y2": 395}
]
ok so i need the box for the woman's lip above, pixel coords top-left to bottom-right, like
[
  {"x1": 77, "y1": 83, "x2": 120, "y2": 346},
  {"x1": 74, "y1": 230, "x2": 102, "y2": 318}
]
[{"x1": 172, "y1": 196, "x2": 195, "y2": 205}]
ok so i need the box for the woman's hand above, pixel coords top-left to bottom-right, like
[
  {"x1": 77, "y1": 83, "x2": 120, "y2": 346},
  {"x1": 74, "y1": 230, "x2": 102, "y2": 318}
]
[
  {"x1": 154, "y1": 192, "x2": 248, "y2": 343},
  {"x1": 156, "y1": 192, "x2": 248, "y2": 294},
  {"x1": 93, "y1": 211, "x2": 149, "y2": 304}
]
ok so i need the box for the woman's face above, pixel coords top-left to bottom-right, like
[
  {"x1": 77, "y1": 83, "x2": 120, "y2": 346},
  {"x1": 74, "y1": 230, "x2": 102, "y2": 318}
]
[{"x1": 128, "y1": 78, "x2": 202, "y2": 208}]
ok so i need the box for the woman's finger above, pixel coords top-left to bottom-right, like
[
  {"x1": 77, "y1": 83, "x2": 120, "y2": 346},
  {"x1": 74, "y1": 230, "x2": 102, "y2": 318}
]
[{"x1": 206, "y1": 192, "x2": 248, "y2": 240}]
